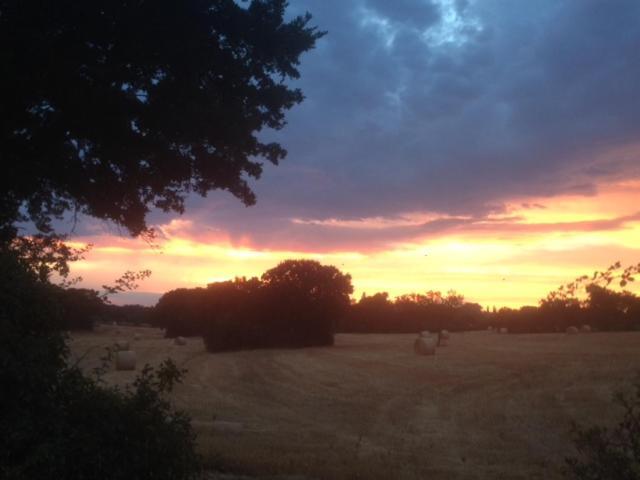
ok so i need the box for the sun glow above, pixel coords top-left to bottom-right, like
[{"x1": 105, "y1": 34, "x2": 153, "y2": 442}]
[{"x1": 68, "y1": 179, "x2": 640, "y2": 308}]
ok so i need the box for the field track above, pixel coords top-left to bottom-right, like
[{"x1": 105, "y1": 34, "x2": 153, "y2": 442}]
[{"x1": 71, "y1": 328, "x2": 640, "y2": 479}]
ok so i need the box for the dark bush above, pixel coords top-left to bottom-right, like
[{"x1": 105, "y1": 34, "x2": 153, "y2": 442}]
[
  {"x1": 565, "y1": 376, "x2": 640, "y2": 479},
  {"x1": 0, "y1": 250, "x2": 201, "y2": 480}
]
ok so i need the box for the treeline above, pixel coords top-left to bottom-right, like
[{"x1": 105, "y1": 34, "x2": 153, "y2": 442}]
[
  {"x1": 57, "y1": 260, "x2": 640, "y2": 347},
  {"x1": 135, "y1": 260, "x2": 640, "y2": 344},
  {"x1": 339, "y1": 291, "x2": 484, "y2": 333},
  {"x1": 491, "y1": 284, "x2": 640, "y2": 334},
  {"x1": 50, "y1": 286, "x2": 154, "y2": 330},
  {"x1": 152, "y1": 260, "x2": 353, "y2": 351}
]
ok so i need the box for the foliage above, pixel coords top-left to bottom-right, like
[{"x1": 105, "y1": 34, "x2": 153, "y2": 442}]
[
  {"x1": 201, "y1": 278, "x2": 265, "y2": 351},
  {"x1": 154, "y1": 287, "x2": 210, "y2": 337},
  {"x1": 5, "y1": 232, "x2": 154, "y2": 330},
  {"x1": 54, "y1": 286, "x2": 106, "y2": 330},
  {"x1": 0, "y1": 0, "x2": 325, "y2": 240},
  {"x1": 153, "y1": 260, "x2": 353, "y2": 350},
  {"x1": 0, "y1": 250, "x2": 200, "y2": 480},
  {"x1": 544, "y1": 261, "x2": 640, "y2": 305},
  {"x1": 260, "y1": 259, "x2": 353, "y2": 346},
  {"x1": 565, "y1": 376, "x2": 640, "y2": 480},
  {"x1": 9, "y1": 233, "x2": 92, "y2": 284},
  {"x1": 102, "y1": 303, "x2": 154, "y2": 327},
  {"x1": 487, "y1": 261, "x2": 640, "y2": 334},
  {"x1": 339, "y1": 290, "x2": 483, "y2": 333},
  {"x1": 100, "y1": 269, "x2": 152, "y2": 303}
]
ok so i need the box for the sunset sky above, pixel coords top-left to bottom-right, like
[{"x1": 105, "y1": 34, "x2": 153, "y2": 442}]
[{"x1": 65, "y1": 0, "x2": 640, "y2": 307}]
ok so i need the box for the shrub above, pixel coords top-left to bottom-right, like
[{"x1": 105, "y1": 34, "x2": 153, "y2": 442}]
[
  {"x1": 0, "y1": 250, "x2": 201, "y2": 480},
  {"x1": 565, "y1": 376, "x2": 640, "y2": 479}
]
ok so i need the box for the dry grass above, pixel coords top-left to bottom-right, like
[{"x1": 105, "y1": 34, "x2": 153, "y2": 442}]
[{"x1": 70, "y1": 327, "x2": 640, "y2": 479}]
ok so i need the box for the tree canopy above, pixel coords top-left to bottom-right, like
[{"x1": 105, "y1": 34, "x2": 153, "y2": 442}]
[
  {"x1": 152, "y1": 260, "x2": 353, "y2": 350},
  {"x1": 0, "y1": 0, "x2": 325, "y2": 242}
]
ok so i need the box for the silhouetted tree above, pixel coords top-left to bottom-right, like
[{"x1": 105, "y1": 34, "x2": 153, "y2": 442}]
[
  {"x1": 0, "y1": 0, "x2": 325, "y2": 241},
  {"x1": 8, "y1": 233, "x2": 91, "y2": 284},
  {"x1": 201, "y1": 277, "x2": 264, "y2": 351},
  {"x1": 154, "y1": 261, "x2": 353, "y2": 351},
  {"x1": 260, "y1": 259, "x2": 354, "y2": 346},
  {"x1": 585, "y1": 285, "x2": 640, "y2": 331},
  {"x1": 154, "y1": 287, "x2": 208, "y2": 337},
  {"x1": 1, "y1": 2, "x2": 325, "y2": 476},
  {"x1": 340, "y1": 292, "x2": 395, "y2": 332},
  {"x1": 103, "y1": 303, "x2": 154, "y2": 327},
  {"x1": 340, "y1": 290, "x2": 484, "y2": 333},
  {"x1": 55, "y1": 287, "x2": 105, "y2": 330}
]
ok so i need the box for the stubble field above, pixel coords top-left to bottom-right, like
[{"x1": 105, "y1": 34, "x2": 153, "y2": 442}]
[{"x1": 70, "y1": 327, "x2": 640, "y2": 479}]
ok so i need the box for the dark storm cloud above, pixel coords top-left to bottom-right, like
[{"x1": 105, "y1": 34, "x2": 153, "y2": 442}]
[
  {"x1": 145, "y1": 0, "x2": 640, "y2": 250},
  {"x1": 364, "y1": 0, "x2": 440, "y2": 28}
]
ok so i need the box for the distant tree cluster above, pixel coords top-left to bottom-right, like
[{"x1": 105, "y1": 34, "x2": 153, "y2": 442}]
[
  {"x1": 338, "y1": 290, "x2": 484, "y2": 333},
  {"x1": 490, "y1": 262, "x2": 640, "y2": 334},
  {"x1": 153, "y1": 259, "x2": 353, "y2": 351},
  {"x1": 103, "y1": 303, "x2": 154, "y2": 327},
  {"x1": 18, "y1": 285, "x2": 155, "y2": 332}
]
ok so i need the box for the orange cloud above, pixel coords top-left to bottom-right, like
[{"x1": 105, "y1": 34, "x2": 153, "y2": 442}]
[{"x1": 68, "y1": 178, "x2": 640, "y2": 308}]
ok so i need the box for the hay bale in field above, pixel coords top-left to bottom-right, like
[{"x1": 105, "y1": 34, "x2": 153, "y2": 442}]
[
  {"x1": 419, "y1": 330, "x2": 430, "y2": 337},
  {"x1": 112, "y1": 321, "x2": 118, "y2": 326},
  {"x1": 174, "y1": 336, "x2": 187, "y2": 346},
  {"x1": 133, "y1": 333, "x2": 141, "y2": 341},
  {"x1": 488, "y1": 326, "x2": 493, "y2": 332},
  {"x1": 566, "y1": 326, "x2": 579, "y2": 334},
  {"x1": 580, "y1": 324, "x2": 591, "y2": 333},
  {"x1": 499, "y1": 327, "x2": 508, "y2": 334},
  {"x1": 440, "y1": 330, "x2": 450, "y2": 339},
  {"x1": 115, "y1": 350, "x2": 136, "y2": 371},
  {"x1": 114, "y1": 341, "x2": 130, "y2": 351},
  {"x1": 414, "y1": 337, "x2": 436, "y2": 356}
]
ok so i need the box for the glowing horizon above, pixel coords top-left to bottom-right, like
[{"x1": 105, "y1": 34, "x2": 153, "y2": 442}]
[{"x1": 66, "y1": 178, "x2": 640, "y2": 308}]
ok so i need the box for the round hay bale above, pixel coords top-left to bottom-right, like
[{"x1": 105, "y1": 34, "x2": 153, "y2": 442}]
[
  {"x1": 499, "y1": 327, "x2": 508, "y2": 334},
  {"x1": 580, "y1": 324, "x2": 591, "y2": 333},
  {"x1": 414, "y1": 337, "x2": 436, "y2": 356},
  {"x1": 419, "y1": 330, "x2": 430, "y2": 337},
  {"x1": 488, "y1": 326, "x2": 493, "y2": 332},
  {"x1": 440, "y1": 329, "x2": 450, "y2": 339},
  {"x1": 112, "y1": 321, "x2": 118, "y2": 326},
  {"x1": 115, "y1": 350, "x2": 136, "y2": 371},
  {"x1": 566, "y1": 326, "x2": 579, "y2": 334},
  {"x1": 114, "y1": 341, "x2": 130, "y2": 351},
  {"x1": 133, "y1": 333, "x2": 141, "y2": 341},
  {"x1": 174, "y1": 336, "x2": 187, "y2": 346}
]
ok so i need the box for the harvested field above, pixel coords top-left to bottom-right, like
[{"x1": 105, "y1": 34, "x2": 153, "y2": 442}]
[{"x1": 70, "y1": 326, "x2": 640, "y2": 479}]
